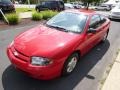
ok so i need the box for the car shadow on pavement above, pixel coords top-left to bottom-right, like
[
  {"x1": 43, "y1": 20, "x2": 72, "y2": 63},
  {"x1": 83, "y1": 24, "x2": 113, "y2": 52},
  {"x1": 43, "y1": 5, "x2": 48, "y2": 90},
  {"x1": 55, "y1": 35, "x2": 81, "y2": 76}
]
[
  {"x1": 2, "y1": 40, "x2": 110, "y2": 90},
  {"x1": 110, "y1": 19, "x2": 120, "y2": 22}
]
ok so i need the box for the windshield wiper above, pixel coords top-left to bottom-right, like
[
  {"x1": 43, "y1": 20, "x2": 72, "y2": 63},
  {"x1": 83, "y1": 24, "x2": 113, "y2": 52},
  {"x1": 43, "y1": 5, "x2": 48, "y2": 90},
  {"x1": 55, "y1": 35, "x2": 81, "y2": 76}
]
[{"x1": 46, "y1": 24, "x2": 69, "y2": 32}]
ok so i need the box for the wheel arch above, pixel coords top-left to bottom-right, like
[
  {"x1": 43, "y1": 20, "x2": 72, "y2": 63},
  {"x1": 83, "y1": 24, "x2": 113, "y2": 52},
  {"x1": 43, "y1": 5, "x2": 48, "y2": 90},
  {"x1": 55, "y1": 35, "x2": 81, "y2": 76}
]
[
  {"x1": 71, "y1": 50, "x2": 81, "y2": 60},
  {"x1": 61, "y1": 49, "x2": 81, "y2": 76}
]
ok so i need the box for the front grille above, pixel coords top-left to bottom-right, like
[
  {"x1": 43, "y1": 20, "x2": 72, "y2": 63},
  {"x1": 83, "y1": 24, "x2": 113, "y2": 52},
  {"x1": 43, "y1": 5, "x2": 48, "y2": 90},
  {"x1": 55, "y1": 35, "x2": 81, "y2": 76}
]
[{"x1": 11, "y1": 46, "x2": 30, "y2": 62}]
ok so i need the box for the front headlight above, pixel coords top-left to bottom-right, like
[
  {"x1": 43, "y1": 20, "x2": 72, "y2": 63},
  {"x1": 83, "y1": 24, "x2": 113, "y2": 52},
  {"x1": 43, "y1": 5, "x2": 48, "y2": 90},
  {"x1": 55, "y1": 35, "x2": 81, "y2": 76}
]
[{"x1": 31, "y1": 57, "x2": 53, "y2": 66}]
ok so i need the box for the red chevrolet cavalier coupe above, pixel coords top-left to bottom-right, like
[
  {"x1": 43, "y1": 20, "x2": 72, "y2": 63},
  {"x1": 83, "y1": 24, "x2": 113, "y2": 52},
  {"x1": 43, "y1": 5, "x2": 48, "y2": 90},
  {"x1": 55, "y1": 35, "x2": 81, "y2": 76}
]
[{"x1": 7, "y1": 9, "x2": 110, "y2": 80}]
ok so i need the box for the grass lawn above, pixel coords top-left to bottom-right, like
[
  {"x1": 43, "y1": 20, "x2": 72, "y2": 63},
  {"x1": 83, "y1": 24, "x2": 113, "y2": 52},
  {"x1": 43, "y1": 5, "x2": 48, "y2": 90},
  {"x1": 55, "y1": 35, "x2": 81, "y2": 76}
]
[{"x1": 15, "y1": 8, "x2": 35, "y2": 14}]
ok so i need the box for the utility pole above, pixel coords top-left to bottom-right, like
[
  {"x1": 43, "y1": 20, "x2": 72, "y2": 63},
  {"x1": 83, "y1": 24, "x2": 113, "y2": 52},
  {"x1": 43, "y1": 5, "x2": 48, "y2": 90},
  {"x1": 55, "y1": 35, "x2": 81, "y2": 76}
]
[
  {"x1": 0, "y1": 9, "x2": 9, "y2": 24},
  {"x1": 27, "y1": 0, "x2": 31, "y2": 11}
]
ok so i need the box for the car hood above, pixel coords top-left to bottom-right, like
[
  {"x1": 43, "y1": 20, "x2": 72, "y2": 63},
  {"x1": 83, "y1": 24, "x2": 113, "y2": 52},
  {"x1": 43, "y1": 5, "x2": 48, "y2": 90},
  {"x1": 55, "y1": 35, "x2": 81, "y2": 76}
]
[
  {"x1": 111, "y1": 8, "x2": 120, "y2": 12},
  {"x1": 14, "y1": 25, "x2": 79, "y2": 58}
]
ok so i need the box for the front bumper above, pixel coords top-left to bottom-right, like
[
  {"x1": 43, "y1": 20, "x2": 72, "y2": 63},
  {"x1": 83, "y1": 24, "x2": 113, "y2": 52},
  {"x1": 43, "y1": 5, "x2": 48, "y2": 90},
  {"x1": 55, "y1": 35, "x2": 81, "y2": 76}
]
[
  {"x1": 109, "y1": 14, "x2": 120, "y2": 19},
  {"x1": 7, "y1": 46, "x2": 64, "y2": 80}
]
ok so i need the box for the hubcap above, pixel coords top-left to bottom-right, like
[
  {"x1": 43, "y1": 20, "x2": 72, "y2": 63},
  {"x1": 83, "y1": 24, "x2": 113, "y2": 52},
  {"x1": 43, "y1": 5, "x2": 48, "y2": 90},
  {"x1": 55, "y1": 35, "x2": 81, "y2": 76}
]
[{"x1": 67, "y1": 57, "x2": 77, "y2": 73}]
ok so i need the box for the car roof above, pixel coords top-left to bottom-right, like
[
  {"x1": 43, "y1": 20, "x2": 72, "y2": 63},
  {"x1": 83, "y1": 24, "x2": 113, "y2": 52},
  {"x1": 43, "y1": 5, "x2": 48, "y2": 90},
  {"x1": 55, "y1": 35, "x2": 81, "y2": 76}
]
[
  {"x1": 65, "y1": 9, "x2": 96, "y2": 15},
  {"x1": 42, "y1": 0, "x2": 63, "y2": 2}
]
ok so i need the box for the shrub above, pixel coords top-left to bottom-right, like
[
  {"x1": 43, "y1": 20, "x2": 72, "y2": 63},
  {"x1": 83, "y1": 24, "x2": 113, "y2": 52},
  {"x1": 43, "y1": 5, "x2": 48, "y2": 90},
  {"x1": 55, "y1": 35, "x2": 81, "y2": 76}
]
[
  {"x1": 5, "y1": 13, "x2": 19, "y2": 25},
  {"x1": 41, "y1": 10, "x2": 58, "y2": 20},
  {"x1": 50, "y1": 11, "x2": 58, "y2": 17},
  {"x1": 32, "y1": 12, "x2": 43, "y2": 21}
]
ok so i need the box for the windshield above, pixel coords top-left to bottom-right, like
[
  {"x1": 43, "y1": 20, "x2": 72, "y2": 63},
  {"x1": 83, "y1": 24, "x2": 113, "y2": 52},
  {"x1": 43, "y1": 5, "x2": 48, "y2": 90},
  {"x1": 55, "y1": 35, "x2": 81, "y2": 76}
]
[
  {"x1": 41, "y1": 1, "x2": 55, "y2": 6},
  {"x1": 0, "y1": 0, "x2": 11, "y2": 3},
  {"x1": 46, "y1": 12, "x2": 87, "y2": 33}
]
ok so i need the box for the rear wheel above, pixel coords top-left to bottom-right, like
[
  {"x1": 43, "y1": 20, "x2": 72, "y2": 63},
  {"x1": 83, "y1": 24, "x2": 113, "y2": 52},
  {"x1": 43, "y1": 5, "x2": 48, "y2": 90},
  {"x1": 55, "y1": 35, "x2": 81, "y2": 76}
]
[
  {"x1": 101, "y1": 31, "x2": 109, "y2": 42},
  {"x1": 62, "y1": 53, "x2": 79, "y2": 76},
  {"x1": 36, "y1": 8, "x2": 40, "y2": 12}
]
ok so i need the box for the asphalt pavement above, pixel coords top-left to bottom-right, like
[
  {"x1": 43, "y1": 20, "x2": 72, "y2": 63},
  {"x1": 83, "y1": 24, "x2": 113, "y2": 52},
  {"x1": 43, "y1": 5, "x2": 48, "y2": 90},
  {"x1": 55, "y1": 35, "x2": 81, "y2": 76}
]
[{"x1": 0, "y1": 19, "x2": 120, "y2": 90}]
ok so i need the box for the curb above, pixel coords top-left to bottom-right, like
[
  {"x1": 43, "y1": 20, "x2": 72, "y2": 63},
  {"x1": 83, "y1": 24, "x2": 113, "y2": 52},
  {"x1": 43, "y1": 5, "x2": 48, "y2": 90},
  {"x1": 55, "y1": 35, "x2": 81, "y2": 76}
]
[
  {"x1": 19, "y1": 12, "x2": 32, "y2": 19},
  {"x1": 102, "y1": 51, "x2": 120, "y2": 90}
]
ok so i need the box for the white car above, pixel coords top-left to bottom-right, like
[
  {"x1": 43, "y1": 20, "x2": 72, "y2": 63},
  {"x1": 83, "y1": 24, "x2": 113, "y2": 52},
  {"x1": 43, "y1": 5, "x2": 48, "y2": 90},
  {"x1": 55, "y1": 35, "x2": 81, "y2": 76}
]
[
  {"x1": 95, "y1": 5, "x2": 111, "y2": 11},
  {"x1": 109, "y1": 5, "x2": 120, "y2": 19},
  {"x1": 15, "y1": 1, "x2": 19, "y2": 4},
  {"x1": 73, "y1": 4, "x2": 82, "y2": 9},
  {"x1": 65, "y1": 3, "x2": 74, "y2": 9},
  {"x1": 70, "y1": 2, "x2": 83, "y2": 9},
  {"x1": 89, "y1": 6, "x2": 96, "y2": 10}
]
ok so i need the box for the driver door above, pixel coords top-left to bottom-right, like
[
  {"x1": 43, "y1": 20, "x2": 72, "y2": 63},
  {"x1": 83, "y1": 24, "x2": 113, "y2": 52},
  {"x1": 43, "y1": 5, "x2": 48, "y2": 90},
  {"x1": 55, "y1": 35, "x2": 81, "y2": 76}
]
[{"x1": 82, "y1": 15, "x2": 102, "y2": 54}]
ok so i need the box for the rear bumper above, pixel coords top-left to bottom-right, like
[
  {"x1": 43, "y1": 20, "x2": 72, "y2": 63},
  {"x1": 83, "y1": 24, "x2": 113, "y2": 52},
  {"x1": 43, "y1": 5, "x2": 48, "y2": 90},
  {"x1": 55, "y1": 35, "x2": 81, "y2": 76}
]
[{"x1": 7, "y1": 47, "x2": 64, "y2": 80}]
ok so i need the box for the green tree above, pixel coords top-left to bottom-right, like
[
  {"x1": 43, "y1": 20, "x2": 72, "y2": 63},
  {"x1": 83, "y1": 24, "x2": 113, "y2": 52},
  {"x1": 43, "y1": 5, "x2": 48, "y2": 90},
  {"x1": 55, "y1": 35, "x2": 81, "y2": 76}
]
[
  {"x1": 80, "y1": 0, "x2": 102, "y2": 9},
  {"x1": 63, "y1": 0, "x2": 67, "y2": 3}
]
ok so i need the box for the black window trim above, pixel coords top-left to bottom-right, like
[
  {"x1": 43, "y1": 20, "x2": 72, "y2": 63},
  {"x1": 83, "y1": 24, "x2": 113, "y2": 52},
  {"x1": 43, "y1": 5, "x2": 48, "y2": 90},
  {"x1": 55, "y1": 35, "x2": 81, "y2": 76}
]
[
  {"x1": 89, "y1": 14, "x2": 101, "y2": 30},
  {"x1": 99, "y1": 15, "x2": 107, "y2": 25}
]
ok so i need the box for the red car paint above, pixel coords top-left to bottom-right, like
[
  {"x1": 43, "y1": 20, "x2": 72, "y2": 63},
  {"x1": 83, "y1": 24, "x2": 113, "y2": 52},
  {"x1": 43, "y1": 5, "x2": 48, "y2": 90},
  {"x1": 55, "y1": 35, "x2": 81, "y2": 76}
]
[{"x1": 7, "y1": 9, "x2": 110, "y2": 80}]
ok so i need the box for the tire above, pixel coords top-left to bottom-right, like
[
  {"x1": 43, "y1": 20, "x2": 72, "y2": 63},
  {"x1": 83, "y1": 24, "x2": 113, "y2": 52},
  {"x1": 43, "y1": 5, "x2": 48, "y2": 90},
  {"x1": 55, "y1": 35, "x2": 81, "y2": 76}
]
[
  {"x1": 36, "y1": 8, "x2": 40, "y2": 12},
  {"x1": 106, "y1": 9, "x2": 109, "y2": 11},
  {"x1": 62, "y1": 53, "x2": 79, "y2": 76},
  {"x1": 101, "y1": 31, "x2": 109, "y2": 42},
  {"x1": 108, "y1": 15, "x2": 111, "y2": 20}
]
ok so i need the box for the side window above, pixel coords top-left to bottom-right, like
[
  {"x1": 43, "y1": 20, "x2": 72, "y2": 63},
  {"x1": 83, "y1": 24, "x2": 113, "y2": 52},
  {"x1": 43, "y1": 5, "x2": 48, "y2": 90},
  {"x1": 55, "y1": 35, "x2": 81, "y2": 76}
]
[
  {"x1": 89, "y1": 15, "x2": 101, "y2": 29},
  {"x1": 51, "y1": 2, "x2": 57, "y2": 7},
  {"x1": 59, "y1": 1, "x2": 64, "y2": 8},
  {"x1": 100, "y1": 15, "x2": 106, "y2": 24}
]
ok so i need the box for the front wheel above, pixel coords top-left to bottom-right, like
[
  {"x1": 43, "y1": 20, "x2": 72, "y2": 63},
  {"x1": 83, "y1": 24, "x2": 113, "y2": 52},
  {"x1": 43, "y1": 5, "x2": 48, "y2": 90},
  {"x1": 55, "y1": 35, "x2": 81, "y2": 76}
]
[
  {"x1": 36, "y1": 8, "x2": 40, "y2": 12},
  {"x1": 62, "y1": 53, "x2": 79, "y2": 76}
]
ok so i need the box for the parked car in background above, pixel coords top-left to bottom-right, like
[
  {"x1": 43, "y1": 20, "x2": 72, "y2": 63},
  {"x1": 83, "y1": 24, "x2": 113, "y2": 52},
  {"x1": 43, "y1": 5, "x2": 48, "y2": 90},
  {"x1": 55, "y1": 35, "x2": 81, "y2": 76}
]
[
  {"x1": 65, "y1": 3, "x2": 74, "y2": 9},
  {"x1": 70, "y1": 2, "x2": 83, "y2": 9},
  {"x1": 0, "y1": 0, "x2": 15, "y2": 13},
  {"x1": 95, "y1": 4, "x2": 111, "y2": 11},
  {"x1": 7, "y1": 9, "x2": 110, "y2": 80},
  {"x1": 35, "y1": 0, "x2": 64, "y2": 12},
  {"x1": 14, "y1": 1, "x2": 19, "y2": 4},
  {"x1": 89, "y1": 6, "x2": 96, "y2": 10},
  {"x1": 109, "y1": 4, "x2": 120, "y2": 19}
]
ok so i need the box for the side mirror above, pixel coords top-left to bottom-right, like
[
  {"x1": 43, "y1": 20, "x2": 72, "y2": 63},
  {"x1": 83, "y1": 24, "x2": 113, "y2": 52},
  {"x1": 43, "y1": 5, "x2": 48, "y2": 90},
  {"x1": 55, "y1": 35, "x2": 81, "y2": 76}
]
[{"x1": 87, "y1": 28, "x2": 96, "y2": 34}]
